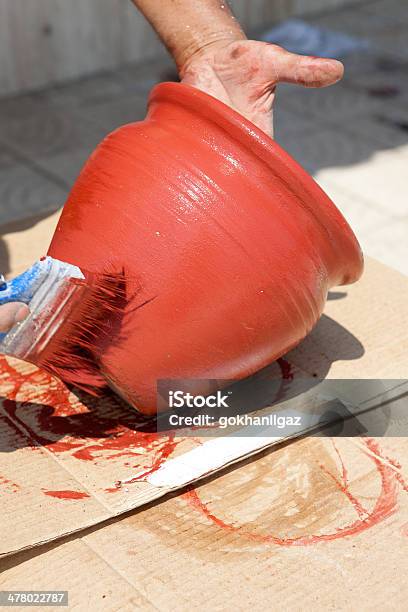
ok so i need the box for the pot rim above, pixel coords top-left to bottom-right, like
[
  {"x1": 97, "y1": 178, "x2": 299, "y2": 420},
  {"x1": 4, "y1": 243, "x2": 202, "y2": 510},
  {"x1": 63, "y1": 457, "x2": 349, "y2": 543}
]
[{"x1": 148, "y1": 82, "x2": 364, "y2": 287}]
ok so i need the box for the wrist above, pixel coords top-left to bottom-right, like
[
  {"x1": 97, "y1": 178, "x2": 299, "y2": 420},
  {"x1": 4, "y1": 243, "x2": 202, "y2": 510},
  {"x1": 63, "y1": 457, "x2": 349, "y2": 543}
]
[{"x1": 176, "y1": 29, "x2": 246, "y2": 75}]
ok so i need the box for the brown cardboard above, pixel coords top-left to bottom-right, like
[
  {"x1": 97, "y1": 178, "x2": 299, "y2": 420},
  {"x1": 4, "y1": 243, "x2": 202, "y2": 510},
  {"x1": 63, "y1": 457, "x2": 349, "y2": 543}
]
[
  {"x1": 1, "y1": 435, "x2": 408, "y2": 610},
  {"x1": 1, "y1": 210, "x2": 408, "y2": 609}
]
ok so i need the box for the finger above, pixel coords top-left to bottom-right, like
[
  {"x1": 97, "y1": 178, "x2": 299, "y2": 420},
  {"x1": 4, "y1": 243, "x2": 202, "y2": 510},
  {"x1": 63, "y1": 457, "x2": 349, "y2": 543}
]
[
  {"x1": 265, "y1": 44, "x2": 344, "y2": 88},
  {"x1": 0, "y1": 303, "x2": 30, "y2": 333}
]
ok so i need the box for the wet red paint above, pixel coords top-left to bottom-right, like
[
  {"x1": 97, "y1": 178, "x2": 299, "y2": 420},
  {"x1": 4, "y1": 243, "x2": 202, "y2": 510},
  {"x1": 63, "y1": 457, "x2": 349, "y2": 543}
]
[
  {"x1": 276, "y1": 357, "x2": 294, "y2": 381},
  {"x1": 184, "y1": 438, "x2": 403, "y2": 546},
  {"x1": 113, "y1": 436, "x2": 179, "y2": 488},
  {"x1": 0, "y1": 355, "x2": 178, "y2": 475},
  {"x1": 46, "y1": 82, "x2": 362, "y2": 414},
  {"x1": 2, "y1": 357, "x2": 408, "y2": 544},
  {"x1": 43, "y1": 489, "x2": 90, "y2": 500}
]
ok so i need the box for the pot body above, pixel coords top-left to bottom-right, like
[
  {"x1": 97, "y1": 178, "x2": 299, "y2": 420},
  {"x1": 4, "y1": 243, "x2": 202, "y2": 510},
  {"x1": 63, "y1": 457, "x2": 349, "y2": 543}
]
[{"x1": 48, "y1": 83, "x2": 363, "y2": 414}]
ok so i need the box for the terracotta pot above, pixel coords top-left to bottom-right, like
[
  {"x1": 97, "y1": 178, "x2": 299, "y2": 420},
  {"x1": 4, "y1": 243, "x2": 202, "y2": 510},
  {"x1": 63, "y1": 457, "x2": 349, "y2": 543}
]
[{"x1": 48, "y1": 82, "x2": 363, "y2": 414}]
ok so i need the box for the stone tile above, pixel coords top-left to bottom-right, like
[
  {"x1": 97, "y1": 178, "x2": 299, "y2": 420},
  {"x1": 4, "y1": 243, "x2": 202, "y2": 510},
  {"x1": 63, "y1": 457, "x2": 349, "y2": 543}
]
[
  {"x1": 0, "y1": 163, "x2": 66, "y2": 225},
  {"x1": 276, "y1": 126, "x2": 386, "y2": 175},
  {"x1": 48, "y1": 72, "x2": 125, "y2": 109},
  {"x1": 362, "y1": 0, "x2": 408, "y2": 17},
  {"x1": 0, "y1": 149, "x2": 21, "y2": 170},
  {"x1": 313, "y1": 177, "x2": 392, "y2": 239},
  {"x1": 317, "y1": 144, "x2": 408, "y2": 219},
  {"x1": 361, "y1": 0, "x2": 408, "y2": 25},
  {"x1": 372, "y1": 29, "x2": 408, "y2": 62},
  {"x1": 341, "y1": 116, "x2": 408, "y2": 150},
  {"x1": 377, "y1": 102, "x2": 408, "y2": 127},
  {"x1": 74, "y1": 94, "x2": 147, "y2": 133},
  {"x1": 0, "y1": 107, "x2": 107, "y2": 160},
  {"x1": 116, "y1": 57, "x2": 176, "y2": 97},
  {"x1": 362, "y1": 217, "x2": 408, "y2": 276},
  {"x1": 0, "y1": 91, "x2": 55, "y2": 122},
  {"x1": 344, "y1": 64, "x2": 408, "y2": 99},
  {"x1": 35, "y1": 147, "x2": 93, "y2": 186},
  {"x1": 273, "y1": 107, "x2": 317, "y2": 143},
  {"x1": 279, "y1": 81, "x2": 383, "y2": 123},
  {"x1": 310, "y1": 1, "x2": 408, "y2": 39},
  {"x1": 270, "y1": 126, "x2": 314, "y2": 173},
  {"x1": 309, "y1": 7, "x2": 379, "y2": 38},
  {"x1": 342, "y1": 52, "x2": 405, "y2": 80}
]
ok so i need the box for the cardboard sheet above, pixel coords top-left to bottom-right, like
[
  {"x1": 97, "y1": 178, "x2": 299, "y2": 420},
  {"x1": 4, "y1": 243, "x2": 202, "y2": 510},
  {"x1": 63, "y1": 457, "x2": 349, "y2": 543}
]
[
  {"x1": 1, "y1": 435, "x2": 408, "y2": 610},
  {"x1": 1, "y1": 209, "x2": 408, "y2": 608}
]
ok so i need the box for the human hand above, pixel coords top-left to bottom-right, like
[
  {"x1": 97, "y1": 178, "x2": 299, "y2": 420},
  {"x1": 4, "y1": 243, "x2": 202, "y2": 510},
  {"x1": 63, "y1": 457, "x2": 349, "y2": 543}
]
[
  {"x1": 0, "y1": 303, "x2": 30, "y2": 333},
  {"x1": 180, "y1": 40, "x2": 344, "y2": 137}
]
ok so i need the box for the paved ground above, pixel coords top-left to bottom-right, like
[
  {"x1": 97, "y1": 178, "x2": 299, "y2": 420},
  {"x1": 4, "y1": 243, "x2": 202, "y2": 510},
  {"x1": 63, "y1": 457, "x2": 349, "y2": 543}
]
[{"x1": 0, "y1": 0, "x2": 407, "y2": 275}]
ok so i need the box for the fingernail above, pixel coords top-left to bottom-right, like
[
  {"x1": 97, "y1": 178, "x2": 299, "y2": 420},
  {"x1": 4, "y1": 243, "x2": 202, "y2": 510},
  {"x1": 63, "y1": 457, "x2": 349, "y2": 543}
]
[{"x1": 14, "y1": 305, "x2": 29, "y2": 324}]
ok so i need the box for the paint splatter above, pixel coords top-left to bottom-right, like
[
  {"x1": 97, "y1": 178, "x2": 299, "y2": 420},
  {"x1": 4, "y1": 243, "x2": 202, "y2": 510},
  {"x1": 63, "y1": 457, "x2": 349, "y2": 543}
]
[
  {"x1": 43, "y1": 489, "x2": 90, "y2": 500},
  {"x1": 0, "y1": 355, "x2": 178, "y2": 475},
  {"x1": 0, "y1": 475, "x2": 20, "y2": 493},
  {"x1": 276, "y1": 357, "x2": 294, "y2": 381}
]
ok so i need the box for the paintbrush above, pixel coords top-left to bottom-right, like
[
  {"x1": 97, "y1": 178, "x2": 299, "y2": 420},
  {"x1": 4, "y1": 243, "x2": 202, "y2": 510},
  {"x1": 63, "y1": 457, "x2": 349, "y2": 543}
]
[{"x1": 0, "y1": 256, "x2": 124, "y2": 393}]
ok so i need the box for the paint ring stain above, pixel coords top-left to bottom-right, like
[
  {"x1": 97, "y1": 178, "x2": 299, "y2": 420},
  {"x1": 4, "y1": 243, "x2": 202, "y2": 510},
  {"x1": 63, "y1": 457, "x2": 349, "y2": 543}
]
[{"x1": 184, "y1": 438, "x2": 401, "y2": 547}]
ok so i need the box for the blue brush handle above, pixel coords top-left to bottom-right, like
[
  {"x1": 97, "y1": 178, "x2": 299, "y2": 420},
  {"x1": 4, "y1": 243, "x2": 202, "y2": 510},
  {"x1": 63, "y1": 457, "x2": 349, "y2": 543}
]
[
  {"x1": 0, "y1": 260, "x2": 52, "y2": 305},
  {"x1": 0, "y1": 259, "x2": 53, "y2": 341}
]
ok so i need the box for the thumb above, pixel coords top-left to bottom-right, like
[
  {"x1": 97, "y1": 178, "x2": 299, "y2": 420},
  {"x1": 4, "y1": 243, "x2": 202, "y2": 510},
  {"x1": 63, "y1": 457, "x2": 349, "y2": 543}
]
[
  {"x1": 264, "y1": 43, "x2": 344, "y2": 88},
  {"x1": 0, "y1": 303, "x2": 30, "y2": 333}
]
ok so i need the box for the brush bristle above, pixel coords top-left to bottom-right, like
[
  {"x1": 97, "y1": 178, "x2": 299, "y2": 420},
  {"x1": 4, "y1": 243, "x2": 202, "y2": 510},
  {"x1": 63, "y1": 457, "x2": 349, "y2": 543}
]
[{"x1": 36, "y1": 270, "x2": 130, "y2": 395}]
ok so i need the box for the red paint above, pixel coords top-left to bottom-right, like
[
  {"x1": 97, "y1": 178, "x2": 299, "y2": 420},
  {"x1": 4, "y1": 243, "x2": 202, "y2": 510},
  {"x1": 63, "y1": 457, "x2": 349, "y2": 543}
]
[
  {"x1": 46, "y1": 82, "x2": 363, "y2": 414},
  {"x1": 113, "y1": 435, "x2": 178, "y2": 487},
  {"x1": 43, "y1": 489, "x2": 90, "y2": 500},
  {"x1": 184, "y1": 439, "x2": 401, "y2": 546},
  {"x1": 373, "y1": 452, "x2": 408, "y2": 493},
  {"x1": 400, "y1": 522, "x2": 408, "y2": 537},
  {"x1": 0, "y1": 475, "x2": 20, "y2": 493},
  {"x1": 0, "y1": 355, "x2": 178, "y2": 473},
  {"x1": 277, "y1": 357, "x2": 294, "y2": 381}
]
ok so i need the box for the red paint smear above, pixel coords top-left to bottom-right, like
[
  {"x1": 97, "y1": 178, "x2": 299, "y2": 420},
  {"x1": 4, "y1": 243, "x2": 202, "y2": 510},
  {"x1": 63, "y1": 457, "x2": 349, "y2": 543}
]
[
  {"x1": 113, "y1": 434, "x2": 178, "y2": 487},
  {"x1": 374, "y1": 452, "x2": 408, "y2": 493},
  {"x1": 0, "y1": 356, "x2": 178, "y2": 476},
  {"x1": 318, "y1": 462, "x2": 368, "y2": 520},
  {"x1": 184, "y1": 438, "x2": 400, "y2": 546},
  {"x1": 400, "y1": 522, "x2": 408, "y2": 537},
  {"x1": 317, "y1": 439, "x2": 368, "y2": 520},
  {"x1": 71, "y1": 430, "x2": 177, "y2": 464},
  {"x1": 276, "y1": 357, "x2": 294, "y2": 381},
  {"x1": 0, "y1": 475, "x2": 20, "y2": 493},
  {"x1": 43, "y1": 489, "x2": 90, "y2": 500}
]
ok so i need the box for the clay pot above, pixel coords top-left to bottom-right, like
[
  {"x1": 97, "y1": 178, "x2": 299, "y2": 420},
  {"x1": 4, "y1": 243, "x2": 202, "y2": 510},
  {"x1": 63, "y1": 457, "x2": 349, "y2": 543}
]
[{"x1": 48, "y1": 82, "x2": 363, "y2": 414}]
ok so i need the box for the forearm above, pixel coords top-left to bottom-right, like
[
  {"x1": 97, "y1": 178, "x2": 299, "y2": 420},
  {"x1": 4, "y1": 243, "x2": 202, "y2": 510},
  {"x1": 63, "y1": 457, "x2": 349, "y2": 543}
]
[{"x1": 131, "y1": 0, "x2": 245, "y2": 70}]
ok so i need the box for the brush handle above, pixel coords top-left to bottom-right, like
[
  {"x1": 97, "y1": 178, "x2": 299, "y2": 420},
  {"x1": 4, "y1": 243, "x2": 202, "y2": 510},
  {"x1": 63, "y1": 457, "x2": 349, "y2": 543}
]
[
  {"x1": 0, "y1": 259, "x2": 54, "y2": 306},
  {"x1": 0, "y1": 259, "x2": 54, "y2": 342},
  {"x1": 0, "y1": 257, "x2": 84, "y2": 344}
]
